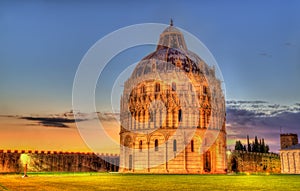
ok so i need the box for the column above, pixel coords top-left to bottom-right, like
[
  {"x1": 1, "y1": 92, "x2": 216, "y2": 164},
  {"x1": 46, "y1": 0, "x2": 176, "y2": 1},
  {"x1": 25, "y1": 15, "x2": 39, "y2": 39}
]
[
  {"x1": 142, "y1": 110, "x2": 145, "y2": 129},
  {"x1": 280, "y1": 153, "x2": 284, "y2": 173},
  {"x1": 147, "y1": 141, "x2": 150, "y2": 172},
  {"x1": 199, "y1": 109, "x2": 202, "y2": 128},
  {"x1": 159, "y1": 110, "x2": 162, "y2": 129},
  {"x1": 165, "y1": 141, "x2": 168, "y2": 172},
  {"x1": 132, "y1": 143, "x2": 135, "y2": 172},
  {"x1": 134, "y1": 112, "x2": 136, "y2": 130},
  {"x1": 287, "y1": 153, "x2": 290, "y2": 173},
  {"x1": 173, "y1": 110, "x2": 177, "y2": 128},
  {"x1": 137, "y1": 112, "x2": 140, "y2": 130},
  {"x1": 167, "y1": 109, "x2": 172, "y2": 128},
  {"x1": 293, "y1": 152, "x2": 296, "y2": 173},
  {"x1": 183, "y1": 139, "x2": 187, "y2": 172},
  {"x1": 129, "y1": 113, "x2": 132, "y2": 130}
]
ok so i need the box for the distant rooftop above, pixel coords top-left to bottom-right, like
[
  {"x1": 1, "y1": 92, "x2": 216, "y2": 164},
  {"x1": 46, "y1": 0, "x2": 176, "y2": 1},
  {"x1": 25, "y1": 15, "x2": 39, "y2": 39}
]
[
  {"x1": 280, "y1": 133, "x2": 298, "y2": 136},
  {"x1": 281, "y1": 144, "x2": 300, "y2": 150}
]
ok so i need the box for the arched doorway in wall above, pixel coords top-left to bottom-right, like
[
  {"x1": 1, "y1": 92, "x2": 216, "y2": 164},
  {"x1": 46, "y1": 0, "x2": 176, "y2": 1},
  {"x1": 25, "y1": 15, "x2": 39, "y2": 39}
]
[
  {"x1": 124, "y1": 135, "x2": 133, "y2": 171},
  {"x1": 129, "y1": 154, "x2": 133, "y2": 171},
  {"x1": 203, "y1": 151, "x2": 211, "y2": 172},
  {"x1": 231, "y1": 157, "x2": 238, "y2": 172}
]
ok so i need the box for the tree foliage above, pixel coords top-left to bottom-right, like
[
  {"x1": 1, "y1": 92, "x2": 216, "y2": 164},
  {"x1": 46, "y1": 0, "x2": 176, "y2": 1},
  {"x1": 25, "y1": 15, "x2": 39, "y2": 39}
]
[{"x1": 234, "y1": 135, "x2": 270, "y2": 153}]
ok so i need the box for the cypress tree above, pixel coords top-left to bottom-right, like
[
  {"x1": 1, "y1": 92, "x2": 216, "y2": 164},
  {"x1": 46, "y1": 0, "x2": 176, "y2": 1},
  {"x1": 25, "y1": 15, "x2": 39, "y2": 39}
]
[
  {"x1": 235, "y1": 140, "x2": 244, "y2": 151},
  {"x1": 262, "y1": 138, "x2": 266, "y2": 153},
  {"x1": 235, "y1": 136, "x2": 270, "y2": 153},
  {"x1": 259, "y1": 139, "x2": 262, "y2": 152},
  {"x1": 247, "y1": 135, "x2": 251, "y2": 152},
  {"x1": 254, "y1": 136, "x2": 259, "y2": 152},
  {"x1": 265, "y1": 145, "x2": 269, "y2": 153}
]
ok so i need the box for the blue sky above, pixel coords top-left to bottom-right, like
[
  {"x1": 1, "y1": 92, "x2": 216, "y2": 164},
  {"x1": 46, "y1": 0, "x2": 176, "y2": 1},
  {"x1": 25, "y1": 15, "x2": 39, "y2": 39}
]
[{"x1": 1, "y1": 0, "x2": 300, "y2": 115}]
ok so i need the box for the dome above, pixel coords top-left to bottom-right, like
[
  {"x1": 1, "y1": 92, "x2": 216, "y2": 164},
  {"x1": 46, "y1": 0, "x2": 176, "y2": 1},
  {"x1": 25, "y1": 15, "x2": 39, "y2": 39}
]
[
  {"x1": 130, "y1": 23, "x2": 213, "y2": 79},
  {"x1": 161, "y1": 25, "x2": 181, "y2": 33},
  {"x1": 157, "y1": 22, "x2": 187, "y2": 50},
  {"x1": 130, "y1": 48, "x2": 201, "y2": 78}
]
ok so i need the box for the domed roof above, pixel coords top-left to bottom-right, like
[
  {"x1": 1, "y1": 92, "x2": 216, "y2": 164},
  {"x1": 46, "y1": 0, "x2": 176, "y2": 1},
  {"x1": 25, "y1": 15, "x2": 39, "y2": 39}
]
[
  {"x1": 130, "y1": 21, "x2": 213, "y2": 79},
  {"x1": 157, "y1": 21, "x2": 187, "y2": 51},
  {"x1": 142, "y1": 47, "x2": 201, "y2": 74},
  {"x1": 161, "y1": 20, "x2": 181, "y2": 33}
]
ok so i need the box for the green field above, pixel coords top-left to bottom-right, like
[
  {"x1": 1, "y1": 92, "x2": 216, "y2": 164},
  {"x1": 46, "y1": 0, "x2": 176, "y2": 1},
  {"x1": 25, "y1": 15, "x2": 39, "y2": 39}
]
[{"x1": 0, "y1": 173, "x2": 299, "y2": 191}]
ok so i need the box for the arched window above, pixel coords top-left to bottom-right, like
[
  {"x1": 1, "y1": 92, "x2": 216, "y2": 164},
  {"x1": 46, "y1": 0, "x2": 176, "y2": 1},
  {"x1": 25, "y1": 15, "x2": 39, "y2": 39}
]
[
  {"x1": 191, "y1": 140, "x2": 194, "y2": 152},
  {"x1": 172, "y1": 82, "x2": 176, "y2": 91},
  {"x1": 173, "y1": 139, "x2": 177, "y2": 152},
  {"x1": 155, "y1": 139, "x2": 159, "y2": 151},
  {"x1": 178, "y1": 109, "x2": 182, "y2": 122},
  {"x1": 139, "y1": 140, "x2": 143, "y2": 152},
  {"x1": 155, "y1": 83, "x2": 160, "y2": 92},
  {"x1": 203, "y1": 86, "x2": 208, "y2": 94},
  {"x1": 152, "y1": 63, "x2": 156, "y2": 72},
  {"x1": 141, "y1": 85, "x2": 145, "y2": 94},
  {"x1": 189, "y1": 83, "x2": 193, "y2": 91},
  {"x1": 150, "y1": 110, "x2": 154, "y2": 122}
]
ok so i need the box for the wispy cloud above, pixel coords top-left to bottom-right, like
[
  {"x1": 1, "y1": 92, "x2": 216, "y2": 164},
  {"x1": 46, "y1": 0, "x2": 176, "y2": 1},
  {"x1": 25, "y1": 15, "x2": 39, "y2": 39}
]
[
  {"x1": 258, "y1": 52, "x2": 272, "y2": 58},
  {"x1": 226, "y1": 100, "x2": 300, "y2": 152},
  {"x1": 226, "y1": 100, "x2": 300, "y2": 117},
  {"x1": 21, "y1": 111, "x2": 120, "y2": 128},
  {"x1": 21, "y1": 116, "x2": 75, "y2": 128},
  {"x1": 283, "y1": 41, "x2": 297, "y2": 47}
]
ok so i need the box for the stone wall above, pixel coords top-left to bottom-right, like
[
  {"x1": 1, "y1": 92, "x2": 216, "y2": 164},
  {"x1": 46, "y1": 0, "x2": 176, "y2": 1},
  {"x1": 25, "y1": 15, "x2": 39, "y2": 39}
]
[
  {"x1": 227, "y1": 150, "x2": 280, "y2": 173},
  {"x1": 119, "y1": 129, "x2": 227, "y2": 174},
  {"x1": 280, "y1": 134, "x2": 298, "y2": 149},
  {"x1": 280, "y1": 149, "x2": 300, "y2": 174},
  {"x1": 0, "y1": 149, "x2": 119, "y2": 173}
]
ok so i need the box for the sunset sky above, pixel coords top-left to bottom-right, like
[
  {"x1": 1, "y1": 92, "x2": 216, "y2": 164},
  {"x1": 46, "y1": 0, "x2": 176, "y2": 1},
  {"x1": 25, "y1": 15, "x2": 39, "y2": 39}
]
[{"x1": 0, "y1": 1, "x2": 300, "y2": 153}]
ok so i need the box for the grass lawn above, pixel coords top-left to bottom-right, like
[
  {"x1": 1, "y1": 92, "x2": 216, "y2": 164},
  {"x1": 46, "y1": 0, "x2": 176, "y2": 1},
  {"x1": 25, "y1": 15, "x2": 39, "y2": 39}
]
[{"x1": 0, "y1": 172, "x2": 299, "y2": 191}]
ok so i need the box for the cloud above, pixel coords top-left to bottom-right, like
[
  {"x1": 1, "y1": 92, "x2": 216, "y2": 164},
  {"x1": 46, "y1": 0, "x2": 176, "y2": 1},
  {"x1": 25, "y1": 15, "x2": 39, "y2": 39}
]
[
  {"x1": 283, "y1": 42, "x2": 297, "y2": 47},
  {"x1": 21, "y1": 111, "x2": 120, "y2": 128},
  {"x1": 259, "y1": 52, "x2": 272, "y2": 58},
  {"x1": 226, "y1": 100, "x2": 300, "y2": 152},
  {"x1": 226, "y1": 100, "x2": 300, "y2": 117},
  {"x1": 21, "y1": 116, "x2": 75, "y2": 128},
  {"x1": 97, "y1": 112, "x2": 119, "y2": 121},
  {"x1": 284, "y1": 42, "x2": 292, "y2": 46}
]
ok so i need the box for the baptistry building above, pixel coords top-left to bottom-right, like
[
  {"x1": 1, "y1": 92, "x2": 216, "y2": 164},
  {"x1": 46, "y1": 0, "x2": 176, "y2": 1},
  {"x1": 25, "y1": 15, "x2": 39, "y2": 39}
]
[{"x1": 119, "y1": 21, "x2": 226, "y2": 174}]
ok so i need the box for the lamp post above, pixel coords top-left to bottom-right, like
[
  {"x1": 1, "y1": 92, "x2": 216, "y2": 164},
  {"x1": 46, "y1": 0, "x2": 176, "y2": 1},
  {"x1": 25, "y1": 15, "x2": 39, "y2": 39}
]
[
  {"x1": 23, "y1": 163, "x2": 28, "y2": 178},
  {"x1": 20, "y1": 154, "x2": 30, "y2": 178}
]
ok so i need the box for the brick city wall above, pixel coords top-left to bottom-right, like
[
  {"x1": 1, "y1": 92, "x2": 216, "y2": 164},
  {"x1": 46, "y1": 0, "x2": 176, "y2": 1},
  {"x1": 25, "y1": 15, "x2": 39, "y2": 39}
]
[
  {"x1": 0, "y1": 149, "x2": 119, "y2": 173},
  {"x1": 227, "y1": 150, "x2": 281, "y2": 173}
]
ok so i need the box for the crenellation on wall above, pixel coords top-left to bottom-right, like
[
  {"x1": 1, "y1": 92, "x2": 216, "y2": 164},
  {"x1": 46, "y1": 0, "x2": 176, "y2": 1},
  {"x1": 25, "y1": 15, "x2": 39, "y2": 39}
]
[{"x1": 0, "y1": 149, "x2": 120, "y2": 173}]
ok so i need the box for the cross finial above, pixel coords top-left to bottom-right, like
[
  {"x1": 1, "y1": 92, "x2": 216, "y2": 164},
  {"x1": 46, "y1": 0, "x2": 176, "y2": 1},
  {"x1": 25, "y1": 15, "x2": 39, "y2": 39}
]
[{"x1": 170, "y1": 19, "x2": 173, "y2": 26}]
